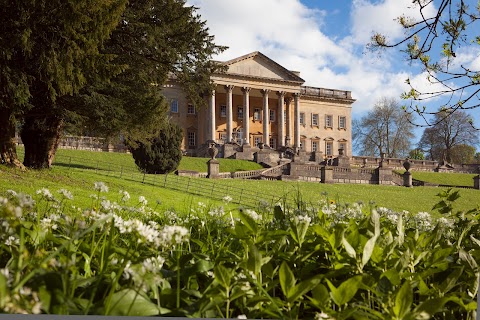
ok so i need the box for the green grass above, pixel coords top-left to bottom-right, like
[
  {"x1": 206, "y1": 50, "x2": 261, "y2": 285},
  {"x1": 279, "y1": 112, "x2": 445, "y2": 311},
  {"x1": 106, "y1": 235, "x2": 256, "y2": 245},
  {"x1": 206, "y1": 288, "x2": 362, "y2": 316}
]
[
  {"x1": 410, "y1": 170, "x2": 477, "y2": 187},
  {"x1": 16, "y1": 147, "x2": 263, "y2": 173},
  {"x1": 3, "y1": 148, "x2": 479, "y2": 213}
]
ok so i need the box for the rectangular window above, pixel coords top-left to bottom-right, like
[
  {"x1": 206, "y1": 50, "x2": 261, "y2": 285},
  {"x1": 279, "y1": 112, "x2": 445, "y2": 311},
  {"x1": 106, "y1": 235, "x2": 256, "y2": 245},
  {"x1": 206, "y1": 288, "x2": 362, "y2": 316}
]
[
  {"x1": 284, "y1": 110, "x2": 287, "y2": 124},
  {"x1": 312, "y1": 141, "x2": 318, "y2": 152},
  {"x1": 187, "y1": 104, "x2": 195, "y2": 114},
  {"x1": 254, "y1": 108, "x2": 261, "y2": 121},
  {"x1": 339, "y1": 116, "x2": 346, "y2": 129},
  {"x1": 269, "y1": 110, "x2": 275, "y2": 122},
  {"x1": 220, "y1": 105, "x2": 226, "y2": 117},
  {"x1": 170, "y1": 99, "x2": 178, "y2": 113},
  {"x1": 339, "y1": 142, "x2": 346, "y2": 153},
  {"x1": 237, "y1": 106, "x2": 244, "y2": 119},
  {"x1": 311, "y1": 114, "x2": 319, "y2": 126},
  {"x1": 187, "y1": 132, "x2": 196, "y2": 147},
  {"x1": 326, "y1": 142, "x2": 333, "y2": 155},
  {"x1": 325, "y1": 115, "x2": 333, "y2": 128},
  {"x1": 254, "y1": 137, "x2": 262, "y2": 147},
  {"x1": 220, "y1": 133, "x2": 227, "y2": 141},
  {"x1": 299, "y1": 112, "x2": 305, "y2": 125},
  {"x1": 269, "y1": 138, "x2": 276, "y2": 149}
]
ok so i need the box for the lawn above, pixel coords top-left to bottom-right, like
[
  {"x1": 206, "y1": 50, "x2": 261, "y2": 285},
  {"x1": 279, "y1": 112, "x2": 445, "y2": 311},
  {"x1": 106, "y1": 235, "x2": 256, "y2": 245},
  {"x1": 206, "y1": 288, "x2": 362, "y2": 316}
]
[
  {"x1": 1, "y1": 149, "x2": 479, "y2": 318},
  {"x1": 2, "y1": 148, "x2": 479, "y2": 214}
]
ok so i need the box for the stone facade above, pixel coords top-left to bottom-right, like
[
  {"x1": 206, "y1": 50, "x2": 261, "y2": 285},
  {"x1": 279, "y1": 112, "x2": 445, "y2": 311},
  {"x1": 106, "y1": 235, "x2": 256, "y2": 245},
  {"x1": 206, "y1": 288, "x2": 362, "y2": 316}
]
[{"x1": 162, "y1": 51, "x2": 355, "y2": 158}]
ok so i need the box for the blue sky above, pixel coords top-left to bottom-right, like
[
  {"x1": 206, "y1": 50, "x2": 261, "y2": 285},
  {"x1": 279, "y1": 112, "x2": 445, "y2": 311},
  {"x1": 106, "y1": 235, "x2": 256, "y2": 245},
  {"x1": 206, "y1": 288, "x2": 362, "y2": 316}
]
[{"x1": 187, "y1": 0, "x2": 480, "y2": 144}]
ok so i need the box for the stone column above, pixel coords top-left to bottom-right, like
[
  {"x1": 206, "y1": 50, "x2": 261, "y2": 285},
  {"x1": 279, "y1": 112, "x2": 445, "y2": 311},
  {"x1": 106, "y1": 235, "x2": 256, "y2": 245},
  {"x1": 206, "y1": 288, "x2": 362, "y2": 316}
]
[
  {"x1": 242, "y1": 87, "x2": 251, "y2": 145},
  {"x1": 225, "y1": 85, "x2": 234, "y2": 142},
  {"x1": 277, "y1": 91, "x2": 285, "y2": 148},
  {"x1": 208, "y1": 89, "x2": 216, "y2": 141},
  {"x1": 261, "y1": 89, "x2": 270, "y2": 146},
  {"x1": 293, "y1": 93, "x2": 300, "y2": 150},
  {"x1": 285, "y1": 97, "x2": 292, "y2": 146}
]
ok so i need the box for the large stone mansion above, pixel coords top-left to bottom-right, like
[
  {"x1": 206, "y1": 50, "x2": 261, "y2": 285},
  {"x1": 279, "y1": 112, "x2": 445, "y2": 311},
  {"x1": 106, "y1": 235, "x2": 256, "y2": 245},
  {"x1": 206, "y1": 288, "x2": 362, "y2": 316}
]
[{"x1": 163, "y1": 51, "x2": 355, "y2": 160}]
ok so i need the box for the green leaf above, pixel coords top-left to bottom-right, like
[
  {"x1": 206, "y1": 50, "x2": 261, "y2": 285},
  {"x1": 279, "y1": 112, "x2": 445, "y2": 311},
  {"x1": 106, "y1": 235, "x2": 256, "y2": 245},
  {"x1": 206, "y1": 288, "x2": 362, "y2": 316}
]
[
  {"x1": 361, "y1": 233, "x2": 378, "y2": 269},
  {"x1": 311, "y1": 283, "x2": 330, "y2": 306},
  {"x1": 438, "y1": 267, "x2": 463, "y2": 295},
  {"x1": 107, "y1": 289, "x2": 161, "y2": 316},
  {"x1": 288, "y1": 277, "x2": 321, "y2": 303},
  {"x1": 279, "y1": 262, "x2": 296, "y2": 298},
  {"x1": 327, "y1": 275, "x2": 362, "y2": 306},
  {"x1": 415, "y1": 297, "x2": 453, "y2": 316},
  {"x1": 214, "y1": 264, "x2": 232, "y2": 289},
  {"x1": 273, "y1": 205, "x2": 285, "y2": 222},
  {"x1": 247, "y1": 244, "x2": 262, "y2": 276},
  {"x1": 238, "y1": 210, "x2": 258, "y2": 234},
  {"x1": 393, "y1": 282, "x2": 413, "y2": 318},
  {"x1": 342, "y1": 237, "x2": 356, "y2": 259}
]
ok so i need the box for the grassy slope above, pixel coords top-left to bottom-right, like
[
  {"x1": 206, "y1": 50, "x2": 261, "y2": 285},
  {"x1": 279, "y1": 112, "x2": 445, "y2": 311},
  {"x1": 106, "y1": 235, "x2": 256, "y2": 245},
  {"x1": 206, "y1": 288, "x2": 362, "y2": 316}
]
[{"x1": 2, "y1": 148, "x2": 478, "y2": 213}]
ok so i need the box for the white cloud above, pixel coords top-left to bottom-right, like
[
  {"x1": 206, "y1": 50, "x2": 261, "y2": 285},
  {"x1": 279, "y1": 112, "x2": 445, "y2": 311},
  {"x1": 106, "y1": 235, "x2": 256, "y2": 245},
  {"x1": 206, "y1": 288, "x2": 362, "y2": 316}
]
[
  {"x1": 350, "y1": 0, "x2": 437, "y2": 45},
  {"x1": 186, "y1": 0, "x2": 447, "y2": 116}
]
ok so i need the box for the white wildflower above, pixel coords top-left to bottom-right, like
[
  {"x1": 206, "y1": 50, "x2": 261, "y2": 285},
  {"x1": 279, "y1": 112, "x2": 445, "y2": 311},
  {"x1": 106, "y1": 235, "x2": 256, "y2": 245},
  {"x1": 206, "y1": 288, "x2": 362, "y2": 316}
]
[
  {"x1": 5, "y1": 236, "x2": 20, "y2": 246},
  {"x1": 58, "y1": 189, "x2": 73, "y2": 200},
  {"x1": 222, "y1": 195, "x2": 233, "y2": 204},
  {"x1": 94, "y1": 182, "x2": 109, "y2": 193},
  {"x1": 138, "y1": 196, "x2": 148, "y2": 206},
  {"x1": 36, "y1": 188, "x2": 55, "y2": 201},
  {"x1": 119, "y1": 190, "x2": 130, "y2": 202},
  {"x1": 237, "y1": 315, "x2": 247, "y2": 319}
]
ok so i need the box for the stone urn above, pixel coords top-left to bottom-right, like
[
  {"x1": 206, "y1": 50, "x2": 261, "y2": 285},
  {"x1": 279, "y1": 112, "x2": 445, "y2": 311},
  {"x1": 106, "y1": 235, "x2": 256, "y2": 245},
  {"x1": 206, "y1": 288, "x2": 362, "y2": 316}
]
[
  {"x1": 403, "y1": 158, "x2": 412, "y2": 172},
  {"x1": 208, "y1": 142, "x2": 218, "y2": 160}
]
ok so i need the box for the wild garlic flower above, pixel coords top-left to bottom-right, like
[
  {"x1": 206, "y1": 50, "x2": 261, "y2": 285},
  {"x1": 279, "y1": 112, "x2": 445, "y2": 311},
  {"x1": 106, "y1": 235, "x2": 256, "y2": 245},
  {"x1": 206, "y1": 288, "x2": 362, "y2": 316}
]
[
  {"x1": 36, "y1": 188, "x2": 55, "y2": 201},
  {"x1": 94, "y1": 182, "x2": 109, "y2": 193},
  {"x1": 414, "y1": 212, "x2": 433, "y2": 231},
  {"x1": 58, "y1": 189, "x2": 73, "y2": 200},
  {"x1": 138, "y1": 196, "x2": 148, "y2": 206},
  {"x1": 222, "y1": 195, "x2": 233, "y2": 204},
  {"x1": 119, "y1": 190, "x2": 130, "y2": 202}
]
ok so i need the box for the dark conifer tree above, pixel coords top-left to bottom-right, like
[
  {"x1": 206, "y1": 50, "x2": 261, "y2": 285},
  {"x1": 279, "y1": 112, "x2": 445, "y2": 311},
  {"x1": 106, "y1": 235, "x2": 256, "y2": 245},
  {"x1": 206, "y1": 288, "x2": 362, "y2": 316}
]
[{"x1": 128, "y1": 122, "x2": 183, "y2": 174}]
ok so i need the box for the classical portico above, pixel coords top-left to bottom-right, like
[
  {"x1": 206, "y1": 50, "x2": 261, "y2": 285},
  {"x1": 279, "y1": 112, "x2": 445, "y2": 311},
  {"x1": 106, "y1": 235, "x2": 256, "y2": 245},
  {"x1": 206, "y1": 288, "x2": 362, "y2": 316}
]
[
  {"x1": 206, "y1": 51, "x2": 305, "y2": 150},
  {"x1": 164, "y1": 51, "x2": 355, "y2": 159}
]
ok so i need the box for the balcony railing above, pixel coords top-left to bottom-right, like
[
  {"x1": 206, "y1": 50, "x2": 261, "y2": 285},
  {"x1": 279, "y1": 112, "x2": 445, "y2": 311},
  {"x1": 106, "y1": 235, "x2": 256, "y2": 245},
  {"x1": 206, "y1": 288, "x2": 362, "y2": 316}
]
[{"x1": 300, "y1": 86, "x2": 352, "y2": 99}]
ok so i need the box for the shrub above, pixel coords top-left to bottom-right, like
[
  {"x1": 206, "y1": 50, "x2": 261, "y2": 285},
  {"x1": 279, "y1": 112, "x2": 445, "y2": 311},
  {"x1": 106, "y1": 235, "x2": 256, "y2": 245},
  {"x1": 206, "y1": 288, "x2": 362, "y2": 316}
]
[{"x1": 128, "y1": 122, "x2": 183, "y2": 174}]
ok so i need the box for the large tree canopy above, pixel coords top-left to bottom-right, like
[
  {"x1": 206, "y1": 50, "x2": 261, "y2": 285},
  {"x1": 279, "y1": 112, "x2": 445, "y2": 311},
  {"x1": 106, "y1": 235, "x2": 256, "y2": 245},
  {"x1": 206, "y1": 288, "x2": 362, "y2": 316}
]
[
  {"x1": 371, "y1": 0, "x2": 480, "y2": 126},
  {"x1": 0, "y1": 0, "x2": 127, "y2": 167},
  {"x1": 418, "y1": 109, "x2": 479, "y2": 162},
  {"x1": 353, "y1": 97, "x2": 415, "y2": 158},
  {"x1": 1, "y1": 0, "x2": 225, "y2": 169}
]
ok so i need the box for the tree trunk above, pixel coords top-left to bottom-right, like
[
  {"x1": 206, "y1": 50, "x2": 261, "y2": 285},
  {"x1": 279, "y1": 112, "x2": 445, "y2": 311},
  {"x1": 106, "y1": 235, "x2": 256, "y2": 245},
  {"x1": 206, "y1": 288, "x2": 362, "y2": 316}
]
[
  {"x1": 0, "y1": 107, "x2": 24, "y2": 169},
  {"x1": 21, "y1": 112, "x2": 63, "y2": 169}
]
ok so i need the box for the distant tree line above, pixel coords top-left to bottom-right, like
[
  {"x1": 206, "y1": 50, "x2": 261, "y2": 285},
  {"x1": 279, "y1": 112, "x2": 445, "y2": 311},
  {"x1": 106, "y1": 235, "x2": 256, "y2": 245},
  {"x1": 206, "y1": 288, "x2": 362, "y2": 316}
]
[{"x1": 354, "y1": 97, "x2": 479, "y2": 164}]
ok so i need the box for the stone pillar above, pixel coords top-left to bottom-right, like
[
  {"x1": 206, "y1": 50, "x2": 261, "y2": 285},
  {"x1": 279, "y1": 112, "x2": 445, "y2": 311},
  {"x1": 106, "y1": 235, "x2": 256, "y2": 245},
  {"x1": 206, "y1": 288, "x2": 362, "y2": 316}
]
[
  {"x1": 321, "y1": 166, "x2": 334, "y2": 184},
  {"x1": 208, "y1": 89, "x2": 216, "y2": 141},
  {"x1": 242, "y1": 87, "x2": 251, "y2": 145},
  {"x1": 277, "y1": 91, "x2": 285, "y2": 148},
  {"x1": 377, "y1": 167, "x2": 392, "y2": 185},
  {"x1": 293, "y1": 93, "x2": 300, "y2": 150},
  {"x1": 285, "y1": 97, "x2": 292, "y2": 146},
  {"x1": 207, "y1": 159, "x2": 220, "y2": 179},
  {"x1": 403, "y1": 171, "x2": 413, "y2": 187},
  {"x1": 474, "y1": 175, "x2": 480, "y2": 190},
  {"x1": 225, "y1": 85, "x2": 234, "y2": 142},
  {"x1": 261, "y1": 89, "x2": 270, "y2": 146}
]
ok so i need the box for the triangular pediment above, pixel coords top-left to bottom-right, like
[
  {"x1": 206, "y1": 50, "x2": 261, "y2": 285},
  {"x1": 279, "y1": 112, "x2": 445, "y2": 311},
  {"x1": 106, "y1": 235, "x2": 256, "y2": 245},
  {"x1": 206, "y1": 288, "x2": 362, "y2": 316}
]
[{"x1": 222, "y1": 52, "x2": 304, "y2": 83}]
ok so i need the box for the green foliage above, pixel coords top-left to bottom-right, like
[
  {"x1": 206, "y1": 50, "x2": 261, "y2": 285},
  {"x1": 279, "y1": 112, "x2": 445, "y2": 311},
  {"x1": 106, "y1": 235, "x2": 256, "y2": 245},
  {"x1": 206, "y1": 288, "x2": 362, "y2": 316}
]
[
  {"x1": 1, "y1": 183, "x2": 479, "y2": 318},
  {"x1": 128, "y1": 122, "x2": 183, "y2": 174},
  {"x1": 370, "y1": 0, "x2": 480, "y2": 123},
  {"x1": 408, "y1": 148, "x2": 424, "y2": 160}
]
